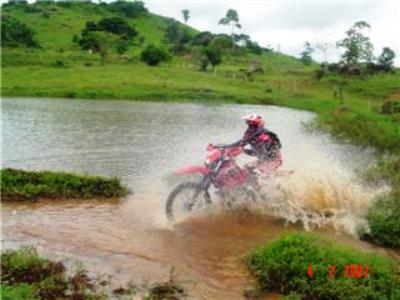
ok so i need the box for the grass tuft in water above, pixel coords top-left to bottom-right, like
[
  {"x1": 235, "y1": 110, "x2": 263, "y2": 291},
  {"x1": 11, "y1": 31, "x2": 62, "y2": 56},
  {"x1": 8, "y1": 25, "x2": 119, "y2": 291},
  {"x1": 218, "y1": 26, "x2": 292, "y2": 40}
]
[
  {"x1": 1, "y1": 247, "x2": 188, "y2": 300},
  {"x1": 0, "y1": 168, "x2": 129, "y2": 201}
]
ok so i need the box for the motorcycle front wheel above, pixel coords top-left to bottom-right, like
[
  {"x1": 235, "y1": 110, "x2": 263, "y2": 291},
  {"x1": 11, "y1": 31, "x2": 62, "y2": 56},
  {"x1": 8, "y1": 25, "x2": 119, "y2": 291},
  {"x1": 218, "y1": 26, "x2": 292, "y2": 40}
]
[{"x1": 166, "y1": 182, "x2": 211, "y2": 221}]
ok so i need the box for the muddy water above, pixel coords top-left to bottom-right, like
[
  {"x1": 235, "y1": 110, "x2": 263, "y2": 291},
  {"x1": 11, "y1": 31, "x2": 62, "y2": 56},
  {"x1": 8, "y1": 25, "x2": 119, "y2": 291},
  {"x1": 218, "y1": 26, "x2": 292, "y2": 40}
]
[{"x1": 0, "y1": 98, "x2": 387, "y2": 299}]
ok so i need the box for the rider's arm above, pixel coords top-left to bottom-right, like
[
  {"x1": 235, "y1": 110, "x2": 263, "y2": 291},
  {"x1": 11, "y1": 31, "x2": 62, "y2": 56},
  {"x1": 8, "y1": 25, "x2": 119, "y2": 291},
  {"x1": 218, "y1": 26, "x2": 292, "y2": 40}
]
[
  {"x1": 226, "y1": 132, "x2": 250, "y2": 148},
  {"x1": 225, "y1": 139, "x2": 245, "y2": 148}
]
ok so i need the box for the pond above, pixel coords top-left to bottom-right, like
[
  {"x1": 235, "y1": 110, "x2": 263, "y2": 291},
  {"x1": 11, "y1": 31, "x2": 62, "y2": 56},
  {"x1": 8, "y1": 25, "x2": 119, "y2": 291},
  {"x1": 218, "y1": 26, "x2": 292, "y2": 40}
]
[{"x1": 1, "y1": 98, "x2": 381, "y2": 299}]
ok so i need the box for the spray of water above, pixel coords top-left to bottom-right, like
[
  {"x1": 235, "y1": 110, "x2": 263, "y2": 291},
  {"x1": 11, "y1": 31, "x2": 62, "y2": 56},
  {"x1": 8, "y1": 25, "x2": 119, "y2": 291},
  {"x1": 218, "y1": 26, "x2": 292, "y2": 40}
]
[{"x1": 165, "y1": 132, "x2": 387, "y2": 236}]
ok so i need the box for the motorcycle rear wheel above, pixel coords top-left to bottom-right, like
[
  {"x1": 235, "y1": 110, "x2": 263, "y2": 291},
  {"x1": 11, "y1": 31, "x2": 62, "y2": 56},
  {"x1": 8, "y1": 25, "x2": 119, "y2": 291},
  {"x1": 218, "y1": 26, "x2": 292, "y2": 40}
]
[{"x1": 166, "y1": 182, "x2": 211, "y2": 221}]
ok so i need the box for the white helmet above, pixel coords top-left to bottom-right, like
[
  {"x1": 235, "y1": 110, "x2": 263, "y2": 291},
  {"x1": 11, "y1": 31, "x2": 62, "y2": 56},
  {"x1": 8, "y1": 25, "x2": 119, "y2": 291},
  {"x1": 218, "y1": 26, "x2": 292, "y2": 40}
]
[{"x1": 241, "y1": 113, "x2": 265, "y2": 127}]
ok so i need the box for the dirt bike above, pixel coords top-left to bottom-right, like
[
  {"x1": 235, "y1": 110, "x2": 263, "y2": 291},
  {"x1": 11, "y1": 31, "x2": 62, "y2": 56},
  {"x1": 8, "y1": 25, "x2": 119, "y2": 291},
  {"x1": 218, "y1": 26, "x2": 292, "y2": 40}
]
[{"x1": 166, "y1": 143, "x2": 281, "y2": 220}]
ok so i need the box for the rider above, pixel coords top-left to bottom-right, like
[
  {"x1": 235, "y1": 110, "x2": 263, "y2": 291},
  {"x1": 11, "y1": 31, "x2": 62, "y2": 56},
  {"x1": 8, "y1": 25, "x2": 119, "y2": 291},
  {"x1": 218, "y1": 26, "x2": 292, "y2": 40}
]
[{"x1": 227, "y1": 113, "x2": 282, "y2": 173}]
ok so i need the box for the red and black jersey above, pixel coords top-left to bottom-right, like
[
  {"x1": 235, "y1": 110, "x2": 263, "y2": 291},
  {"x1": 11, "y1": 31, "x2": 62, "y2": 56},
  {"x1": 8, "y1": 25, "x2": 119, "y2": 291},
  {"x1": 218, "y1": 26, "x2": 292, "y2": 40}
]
[{"x1": 229, "y1": 126, "x2": 281, "y2": 160}]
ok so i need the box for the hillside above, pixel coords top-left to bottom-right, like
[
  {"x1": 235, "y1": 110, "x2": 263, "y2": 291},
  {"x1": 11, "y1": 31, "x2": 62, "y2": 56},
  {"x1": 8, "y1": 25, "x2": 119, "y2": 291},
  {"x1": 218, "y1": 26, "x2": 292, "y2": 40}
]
[{"x1": 1, "y1": 1, "x2": 399, "y2": 153}]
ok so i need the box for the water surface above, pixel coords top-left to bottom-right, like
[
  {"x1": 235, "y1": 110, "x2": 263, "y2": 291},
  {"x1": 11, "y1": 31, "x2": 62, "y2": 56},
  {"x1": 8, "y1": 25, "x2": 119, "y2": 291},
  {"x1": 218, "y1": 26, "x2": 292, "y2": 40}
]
[{"x1": 1, "y1": 98, "x2": 383, "y2": 299}]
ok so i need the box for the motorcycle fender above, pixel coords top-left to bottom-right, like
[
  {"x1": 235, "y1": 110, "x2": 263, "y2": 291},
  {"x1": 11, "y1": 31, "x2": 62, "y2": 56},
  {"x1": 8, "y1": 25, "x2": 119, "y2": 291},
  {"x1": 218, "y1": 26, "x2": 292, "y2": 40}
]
[{"x1": 175, "y1": 165, "x2": 211, "y2": 175}]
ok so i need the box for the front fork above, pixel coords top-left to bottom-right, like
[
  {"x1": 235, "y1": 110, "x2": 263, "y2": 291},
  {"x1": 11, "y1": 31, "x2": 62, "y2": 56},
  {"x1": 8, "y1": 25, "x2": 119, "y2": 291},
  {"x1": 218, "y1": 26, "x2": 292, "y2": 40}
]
[{"x1": 199, "y1": 175, "x2": 212, "y2": 191}]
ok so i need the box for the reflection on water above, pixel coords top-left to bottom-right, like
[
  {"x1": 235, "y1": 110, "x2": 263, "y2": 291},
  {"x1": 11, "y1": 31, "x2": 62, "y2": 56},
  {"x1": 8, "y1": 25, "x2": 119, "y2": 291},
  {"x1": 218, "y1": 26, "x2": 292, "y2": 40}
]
[{"x1": 1, "y1": 98, "x2": 383, "y2": 299}]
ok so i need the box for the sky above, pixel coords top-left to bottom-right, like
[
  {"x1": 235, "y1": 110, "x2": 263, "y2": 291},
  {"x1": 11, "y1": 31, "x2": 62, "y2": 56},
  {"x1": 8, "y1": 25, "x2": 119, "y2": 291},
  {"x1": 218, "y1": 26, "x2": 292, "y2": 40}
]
[
  {"x1": 143, "y1": 0, "x2": 400, "y2": 66},
  {"x1": 2, "y1": 0, "x2": 399, "y2": 65}
]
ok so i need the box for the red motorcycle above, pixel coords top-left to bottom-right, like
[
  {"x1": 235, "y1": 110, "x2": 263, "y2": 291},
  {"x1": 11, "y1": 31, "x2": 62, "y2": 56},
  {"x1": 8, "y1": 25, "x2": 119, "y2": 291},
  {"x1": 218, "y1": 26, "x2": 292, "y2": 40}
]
[{"x1": 166, "y1": 143, "x2": 267, "y2": 220}]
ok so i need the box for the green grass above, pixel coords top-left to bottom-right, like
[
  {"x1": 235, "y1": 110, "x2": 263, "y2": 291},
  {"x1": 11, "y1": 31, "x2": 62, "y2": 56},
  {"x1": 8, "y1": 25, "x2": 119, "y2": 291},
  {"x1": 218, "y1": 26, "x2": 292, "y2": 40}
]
[
  {"x1": 0, "y1": 168, "x2": 129, "y2": 201},
  {"x1": 247, "y1": 233, "x2": 400, "y2": 299},
  {"x1": 1, "y1": 246, "x2": 187, "y2": 300},
  {"x1": 1, "y1": 247, "x2": 74, "y2": 300},
  {"x1": 1, "y1": 283, "x2": 39, "y2": 300}
]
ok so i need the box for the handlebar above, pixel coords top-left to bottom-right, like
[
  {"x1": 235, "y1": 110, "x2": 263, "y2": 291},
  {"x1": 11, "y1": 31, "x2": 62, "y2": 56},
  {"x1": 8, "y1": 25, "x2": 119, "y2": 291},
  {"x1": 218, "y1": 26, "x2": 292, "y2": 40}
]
[{"x1": 206, "y1": 143, "x2": 229, "y2": 151}]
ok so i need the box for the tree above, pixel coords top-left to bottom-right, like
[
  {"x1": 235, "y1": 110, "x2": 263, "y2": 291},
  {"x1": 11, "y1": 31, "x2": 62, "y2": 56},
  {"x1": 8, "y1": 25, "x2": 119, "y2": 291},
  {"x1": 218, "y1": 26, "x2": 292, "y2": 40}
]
[
  {"x1": 108, "y1": 0, "x2": 147, "y2": 18},
  {"x1": 4, "y1": 0, "x2": 28, "y2": 6},
  {"x1": 164, "y1": 21, "x2": 191, "y2": 54},
  {"x1": 315, "y1": 42, "x2": 334, "y2": 71},
  {"x1": 378, "y1": 47, "x2": 396, "y2": 71},
  {"x1": 96, "y1": 17, "x2": 137, "y2": 39},
  {"x1": 337, "y1": 21, "x2": 374, "y2": 66},
  {"x1": 164, "y1": 21, "x2": 190, "y2": 44},
  {"x1": 79, "y1": 31, "x2": 116, "y2": 64},
  {"x1": 219, "y1": 9, "x2": 241, "y2": 49},
  {"x1": 182, "y1": 9, "x2": 190, "y2": 24},
  {"x1": 201, "y1": 46, "x2": 222, "y2": 72},
  {"x1": 210, "y1": 34, "x2": 233, "y2": 50},
  {"x1": 1, "y1": 15, "x2": 40, "y2": 48},
  {"x1": 233, "y1": 33, "x2": 249, "y2": 47},
  {"x1": 79, "y1": 17, "x2": 137, "y2": 57},
  {"x1": 116, "y1": 39, "x2": 131, "y2": 54},
  {"x1": 192, "y1": 31, "x2": 214, "y2": 46},
  {"x1": 140, "y1": 45, "x2": 169, "y2": 66},
  {"x1": 300, "y1": 41, "x2": 314, "y2": 65},
  {"x1": 246, "y1": 40, "x2": 262, "y2": 55}
]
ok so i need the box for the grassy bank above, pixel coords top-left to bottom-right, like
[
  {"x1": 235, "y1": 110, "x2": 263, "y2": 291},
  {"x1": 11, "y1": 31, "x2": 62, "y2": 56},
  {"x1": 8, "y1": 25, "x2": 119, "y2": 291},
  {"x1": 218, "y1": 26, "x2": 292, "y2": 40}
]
[
  {"x1": 0, "y1": 168, "x2": 128, "y2": 201},
  {"x1": 1, "y1": 247, "x2": 186, "y2": 300},
  {"x1": 247, "y1": 233, "x2": 400, "y2": 299}
]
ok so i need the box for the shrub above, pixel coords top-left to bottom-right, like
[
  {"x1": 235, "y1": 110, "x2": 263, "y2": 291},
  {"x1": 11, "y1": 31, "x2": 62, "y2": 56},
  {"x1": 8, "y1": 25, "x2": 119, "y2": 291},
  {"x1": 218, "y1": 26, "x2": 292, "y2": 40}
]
[
  {"x1": 246, "y1": 40, "x2": 263, "y2": 55},
  {"x1": 367, "y1": 192, "x2": 400, "y2": 247},
  {"x1": 52, "y1": 59, "x2": 66, "y2": 68},
  {"x1": 108, "y1": 0, "x2": 147, "y2": 18},
  {"x1": 140, "y1": 45, "x2": 169, "y2": 66},
  {"x1": 97, "y1": 16, "x2": 137, "y2": 39},
  {"x1": 2, "y1": 0, "x2": 28, "y2": 7},
  {"x1": 164, "y1": 21, "x2": 191, "y2": 45},
  {"x1": 381, "y1": 101, "x2": 400, "y2": 114},
  {"x1": 247, "y1": 233, "x2": 400, "y2": 299},
  {"x1": 192, "y1": 31, "x2": 214, "y2": 46},
  {"x1": 201, "y1": 46, "x2": 222, "y2": 71},
  {"x1": 1, "y1": 16, "x2": 40, "y2": 48}
]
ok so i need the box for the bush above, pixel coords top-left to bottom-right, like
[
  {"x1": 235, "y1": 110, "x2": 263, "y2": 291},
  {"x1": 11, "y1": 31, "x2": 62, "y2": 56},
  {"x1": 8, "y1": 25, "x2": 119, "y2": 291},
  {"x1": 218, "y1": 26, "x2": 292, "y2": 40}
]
[
  {"x1": 1, "y1": 16, "x2": 40, "y2": 48},
  {"x1": 367, "y1": 192, "x2": 400, "y2": 247},
  {"x1": 381, "y1": 101, "x2": 400, "y2": 114},
  {"x1": 108, "y1": 0, "x2": 147, "y2": 18},
  {"x1": 247, "y1": 233, "x2": 400, "y2": 299},
  {"x1": 201, "y1": 46, "x2": 222, "y2": 70},
  {"x1": 246, "y1": 40, "x2": 263, "y2": 55},
  {"x1": 363, "y1": 157, "x2": 400, "y2": 194},
  {"x1": 52, "y1": 59, "x2": 66, "y2": 68},
  {"x1": 140, "y1": 45, "x2": 169, "y2": 66},
  {"x1": 2, "y1": 0, "x2": 28, "y2": 7},
  {"x1": 192, "y1": 31, "x2": 214, "y2": 46},
  {"x1": 97, "y1": 16, "x2": 137, "y2": 39},
  {"x1": 0, "y1": 168, "x2": 129, "y2": 200}
]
